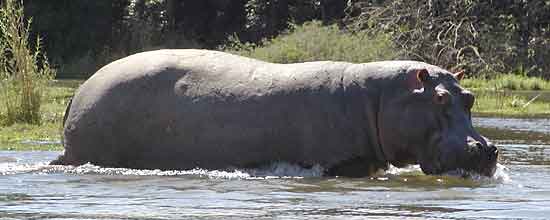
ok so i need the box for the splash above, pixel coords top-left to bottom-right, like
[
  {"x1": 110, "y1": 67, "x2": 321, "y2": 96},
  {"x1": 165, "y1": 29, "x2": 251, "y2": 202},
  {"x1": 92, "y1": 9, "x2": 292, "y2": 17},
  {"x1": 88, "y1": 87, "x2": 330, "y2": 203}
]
[
  {"x1": 438, "y1": 163, "x2": 511, "y2": 183},
  {"x1": 490, "y1": 163, "x2": 511, "y2": 183},
  {"x1": 47, "y1": 163, "x2": 254, "y2": 179},
  {"x1": 1, "y1": 158, "x2": 510, "y2": 183},
  {"x1": 0, "y1": 161, "x2": 51, "y2": 176},
  {"x1": 384, "y1": 164, "x2": 423, "y2": 175},
  {"x1": 379, "y1": 163, "x2": 511, "y2": 184},
  {"x1": 0, "y1": 161, "x2": 324, "y2": 179}
]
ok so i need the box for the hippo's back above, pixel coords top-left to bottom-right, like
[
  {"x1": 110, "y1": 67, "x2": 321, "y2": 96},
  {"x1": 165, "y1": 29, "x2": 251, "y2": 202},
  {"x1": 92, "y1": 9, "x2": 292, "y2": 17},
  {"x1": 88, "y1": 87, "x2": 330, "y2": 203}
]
[{"x1": 60, "y1": 50, "x2": 361, "y2": 169}]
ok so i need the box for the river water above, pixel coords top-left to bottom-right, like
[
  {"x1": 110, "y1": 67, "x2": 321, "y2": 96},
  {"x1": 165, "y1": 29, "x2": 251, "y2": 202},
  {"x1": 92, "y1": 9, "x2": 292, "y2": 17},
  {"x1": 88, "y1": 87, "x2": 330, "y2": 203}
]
[{"x1": 1, "y1": 117, "x2": 549, "y2": 220}]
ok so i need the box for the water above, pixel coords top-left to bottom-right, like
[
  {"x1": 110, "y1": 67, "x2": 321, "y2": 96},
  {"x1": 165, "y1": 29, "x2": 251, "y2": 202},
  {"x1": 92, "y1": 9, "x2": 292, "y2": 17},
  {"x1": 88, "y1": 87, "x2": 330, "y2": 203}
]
[{"x1": 1, "y1": 117, "x2": 549, "y2": 219}]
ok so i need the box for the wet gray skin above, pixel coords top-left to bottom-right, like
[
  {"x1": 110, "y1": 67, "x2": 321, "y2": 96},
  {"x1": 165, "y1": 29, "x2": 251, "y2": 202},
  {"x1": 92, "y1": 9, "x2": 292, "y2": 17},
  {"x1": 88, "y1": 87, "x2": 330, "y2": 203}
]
[
  {"x1": 379, "y1": 68, "x2": 499, "y2": 176},
  {"x1": 52, "y1": 49, "x2": 498, "y2": 177}
]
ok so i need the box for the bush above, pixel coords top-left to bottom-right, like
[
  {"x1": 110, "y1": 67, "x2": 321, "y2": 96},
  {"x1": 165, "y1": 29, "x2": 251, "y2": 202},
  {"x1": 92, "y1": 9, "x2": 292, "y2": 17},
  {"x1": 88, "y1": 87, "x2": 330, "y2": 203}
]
[
  {"x1": 0, "y1": 0, "x2": 56, "y2": 125},
  {"x1": 224, "y1": 21, "x2": 399, "y2": 63}
]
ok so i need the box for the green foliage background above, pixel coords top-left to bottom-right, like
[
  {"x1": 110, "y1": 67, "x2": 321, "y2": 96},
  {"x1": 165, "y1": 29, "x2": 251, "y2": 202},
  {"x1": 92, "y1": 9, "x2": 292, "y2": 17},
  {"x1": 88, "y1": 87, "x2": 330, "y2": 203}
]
[
  {"x1": 225, "y1": 21, "x2": 397, "y2": 64},
  {"x1": 7, "y1": 0, "x2": 547, "y2": 79}
]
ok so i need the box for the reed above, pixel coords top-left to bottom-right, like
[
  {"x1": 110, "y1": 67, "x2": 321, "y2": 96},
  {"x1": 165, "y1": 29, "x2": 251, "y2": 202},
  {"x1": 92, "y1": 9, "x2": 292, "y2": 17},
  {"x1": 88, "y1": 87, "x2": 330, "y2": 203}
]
[
  {"x1": 0, "y1": 0, "x2": 56, "y2": 125},
  {"x1": 472, "y1": 90, "x2": 550, "y2": 118}
]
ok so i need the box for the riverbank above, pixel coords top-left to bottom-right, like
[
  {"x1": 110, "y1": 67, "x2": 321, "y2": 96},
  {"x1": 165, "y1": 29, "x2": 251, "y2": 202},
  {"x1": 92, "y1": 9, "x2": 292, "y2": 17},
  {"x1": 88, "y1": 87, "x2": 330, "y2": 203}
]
[
  {"x1": 472, "y1": 89, "x2": 550, "y2": 118},
  {"x1": 0, "y1": 80, "x2": 79, "y2": 151},
  {"x1": 1, "y1": 77, "x2": 549, "y2": 151},
  {"x1": 463, "y1": 74, "x2": 550, "y2": 117}
]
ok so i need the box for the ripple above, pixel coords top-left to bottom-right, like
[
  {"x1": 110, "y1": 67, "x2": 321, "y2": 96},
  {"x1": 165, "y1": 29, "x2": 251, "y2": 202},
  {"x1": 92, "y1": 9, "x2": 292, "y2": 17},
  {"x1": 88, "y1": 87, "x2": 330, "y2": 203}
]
[{"x1": 0, "y1": 193, "x2": 32, "y2": 202}]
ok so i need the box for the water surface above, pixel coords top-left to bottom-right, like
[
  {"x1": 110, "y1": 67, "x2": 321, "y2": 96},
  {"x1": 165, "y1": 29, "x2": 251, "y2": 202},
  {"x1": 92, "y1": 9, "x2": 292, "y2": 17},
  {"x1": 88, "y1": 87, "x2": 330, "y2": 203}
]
[{"x1": 1, "y1": 117, "x2": 549, "y2": 219}]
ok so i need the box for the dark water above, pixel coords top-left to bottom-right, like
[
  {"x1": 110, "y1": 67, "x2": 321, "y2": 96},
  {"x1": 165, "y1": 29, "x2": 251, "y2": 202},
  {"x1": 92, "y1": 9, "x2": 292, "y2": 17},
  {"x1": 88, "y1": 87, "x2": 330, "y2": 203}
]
[{"x1": 1, "y1": 117, "x2": 549, "y2": 219}]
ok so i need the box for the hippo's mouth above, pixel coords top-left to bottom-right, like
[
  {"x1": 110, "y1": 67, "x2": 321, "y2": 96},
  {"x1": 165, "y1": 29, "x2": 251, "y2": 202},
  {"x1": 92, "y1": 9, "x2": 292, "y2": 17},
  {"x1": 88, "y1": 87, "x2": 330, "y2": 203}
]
[
  {"x1": 427, "y1": 144, "x2": 499, "y2": 177},
  {"x1": 471, "y1": 145, "x2": 499, "y2": 176}
]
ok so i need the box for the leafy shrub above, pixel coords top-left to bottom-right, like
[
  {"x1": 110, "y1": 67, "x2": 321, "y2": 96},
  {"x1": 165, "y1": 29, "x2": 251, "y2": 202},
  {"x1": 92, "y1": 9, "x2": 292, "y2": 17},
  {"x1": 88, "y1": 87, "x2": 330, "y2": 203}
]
[{"x1": 224, "y1": 21, "x2": 399, "y2": 63}]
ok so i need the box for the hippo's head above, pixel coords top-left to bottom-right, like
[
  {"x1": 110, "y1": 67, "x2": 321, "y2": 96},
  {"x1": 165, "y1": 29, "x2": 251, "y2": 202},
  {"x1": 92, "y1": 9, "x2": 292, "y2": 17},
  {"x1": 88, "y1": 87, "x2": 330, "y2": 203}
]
[{"x1": 378, "y1": 65, "x2": 498, "y2": 176}]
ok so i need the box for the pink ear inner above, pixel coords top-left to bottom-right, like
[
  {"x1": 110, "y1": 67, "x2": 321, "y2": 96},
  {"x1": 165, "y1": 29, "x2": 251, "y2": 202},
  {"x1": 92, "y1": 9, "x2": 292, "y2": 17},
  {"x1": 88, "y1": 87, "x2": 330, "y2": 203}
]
[
  {"x1": 454, "y1": 70, "x2": 465, "y2": 81},
  {"x1": 407, "y1": 69, "x2": 429, "y2": 91},
  {"x1": 417, "y1": 69, "x2": 429, "y2": 82}
]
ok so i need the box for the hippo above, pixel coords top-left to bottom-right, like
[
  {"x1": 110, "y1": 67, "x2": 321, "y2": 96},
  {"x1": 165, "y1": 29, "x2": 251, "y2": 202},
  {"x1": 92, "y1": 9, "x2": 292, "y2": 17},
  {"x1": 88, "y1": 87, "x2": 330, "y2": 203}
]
[{"x1": 51, "y1": 49, "x2": 498, "y2": 177}]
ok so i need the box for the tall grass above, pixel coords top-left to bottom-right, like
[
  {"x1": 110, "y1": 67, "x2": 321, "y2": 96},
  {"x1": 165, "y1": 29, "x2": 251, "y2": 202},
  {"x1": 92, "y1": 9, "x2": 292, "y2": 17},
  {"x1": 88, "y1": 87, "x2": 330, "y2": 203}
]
[
  {"x1": 224, "y1": 21, "x2": 399, "y2": 63},
  {"x1": 462, "y1": 74, "x2": 550, "y2": 91},
  {"x1": 0, "y1": 0, "x2": 56, "y2": 125},
  {"x1": 0, "y1": 79, "x2": 81, "y2": 151},
  {"x1": 472, "y1": 90, "x2": 550, "y2": 117}
]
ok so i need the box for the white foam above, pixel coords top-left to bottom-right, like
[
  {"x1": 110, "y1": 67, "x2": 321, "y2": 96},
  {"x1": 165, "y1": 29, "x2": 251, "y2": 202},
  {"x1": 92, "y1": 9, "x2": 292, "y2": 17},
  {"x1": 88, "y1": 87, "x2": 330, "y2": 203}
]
[
  {"x1": 384, "y1": 164, "x2": 422, "y2": 175},
  {"x1": 491, "y1": 163, "x2": 511, "y2": 183},
  {"x1": 437, "y1": 163, "x2": 511, "y2": 184},
  {"x1": 50, "y1": 163, "x2": 254, "y2": 179},
  {"x1": 0, "y1": 160, "x2": 511, "y2": 182},
  {"x1": 0, "y1": 161, "x2": 326, "y2": 179},
  {"x1": 381, "y1": 163, "x2": 511, "y2": 184},
  {"x1": 0, "y1": 162, "x2": 50, "y2": 175}
]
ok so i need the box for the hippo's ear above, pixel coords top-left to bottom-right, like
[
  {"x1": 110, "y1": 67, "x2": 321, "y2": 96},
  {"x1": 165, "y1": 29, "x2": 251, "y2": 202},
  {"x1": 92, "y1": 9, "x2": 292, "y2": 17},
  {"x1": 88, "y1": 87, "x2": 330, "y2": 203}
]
[
  {"x1": 407, "y1": 68, "x2": 429, "y2": 91},
  {"x1": 453, "y1": 70, "x2": 465, "y2": 81}
]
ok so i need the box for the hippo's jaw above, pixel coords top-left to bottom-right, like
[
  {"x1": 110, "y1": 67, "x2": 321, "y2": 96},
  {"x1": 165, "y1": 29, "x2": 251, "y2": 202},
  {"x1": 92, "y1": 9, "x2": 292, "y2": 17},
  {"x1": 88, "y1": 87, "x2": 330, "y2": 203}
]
[{"x1": 420, "y1": 139, "x2": 499, "y2": 177}]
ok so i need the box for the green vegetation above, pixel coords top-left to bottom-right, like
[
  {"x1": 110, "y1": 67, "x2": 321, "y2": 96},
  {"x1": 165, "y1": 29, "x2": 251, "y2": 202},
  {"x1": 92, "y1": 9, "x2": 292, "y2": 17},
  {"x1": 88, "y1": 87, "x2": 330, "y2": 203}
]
[
  {"x1": 0, "y1": 0, "x2": 56, "y2": 126},
  {"x1": 0, "y1": 80, "x2": 79, "y2": 151},
  {"x1": 17, "y1": 1, "x2": 548, "y2": 79},
  {"x1": 463, "y1": 74, "x2": 550, "y2": 91},
  {"x1": 472, "y1": 91, "x2": 550, "y2": 118},
  {"x1": 462, "y1": 74, "x2": 550, "y2": 117},
  {"x1": 225, "y1": 21, "x2": 398, "y2": 64}
]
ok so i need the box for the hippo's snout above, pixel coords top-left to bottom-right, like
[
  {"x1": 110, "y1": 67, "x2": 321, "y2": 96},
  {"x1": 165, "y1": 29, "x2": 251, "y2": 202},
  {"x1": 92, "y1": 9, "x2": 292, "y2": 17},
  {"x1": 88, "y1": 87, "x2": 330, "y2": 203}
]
[
  {"x1": 468, "y1": 141, "x2": 499, "y2": 176},
  {"x1": 480, "y1": 144, "x2": 499, "y2": 176},
  {"x1": 485, "y1": 145, "x2": 499, "y2": 161}
]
